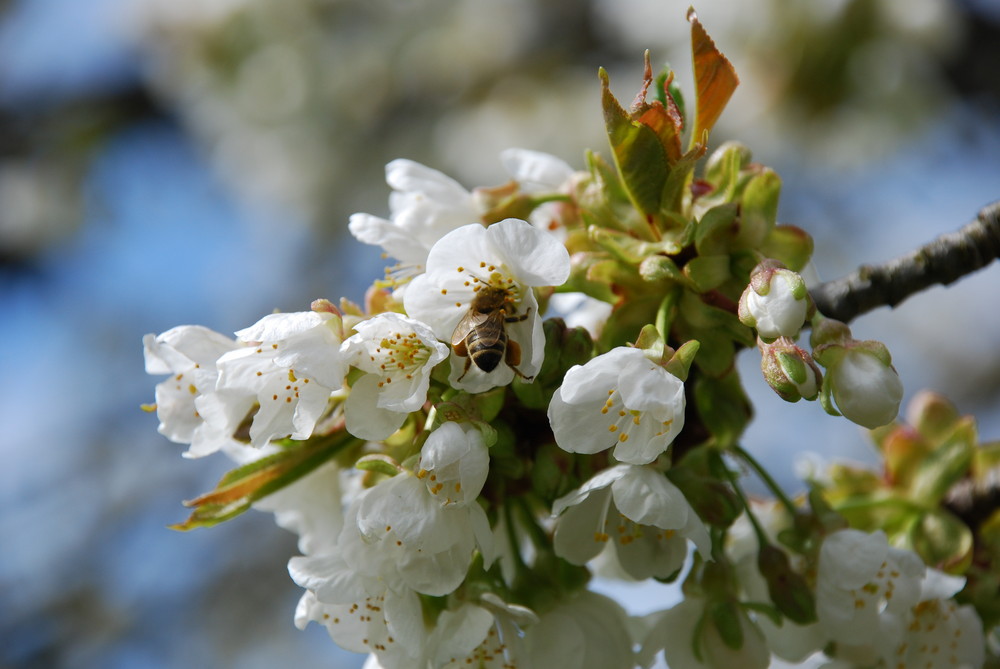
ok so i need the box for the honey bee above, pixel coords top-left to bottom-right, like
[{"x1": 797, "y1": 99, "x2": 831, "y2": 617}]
[{"x1": 452, "y1": 285, "x2": 532, "y2": 381}]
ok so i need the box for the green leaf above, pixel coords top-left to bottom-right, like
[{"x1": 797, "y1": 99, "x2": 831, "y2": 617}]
[
  {"x1": 600, "y1": 68, "x2": 669, "y2": 218},
  {"x1": 170, "y1": 432, "x2": 359, "y2": 531},
  {"x1": 907, "y1": 508, "x2": 974, "y2": 572},
  {"x1": 660, "y1": 145, "x2": 704, "y2": 214},
  {"x1": 695, "y1": 203, "x2": 739, "y2": 255},
  {"x1": 909, "y1": 419, "x2": 976, "y2": 502},
  {"x1": 694, "y1": 369, "x2": 752, "y2": 448},
  {"x1": 684, "y1": 254, "x2": 731, "y2": 292},
  {"x1": 589, "y1": 226, "x2": 685, "y2": 264},
  {"x1": 639, "y1": 254, "x2": 686, "y2": 283},
  {"x1": 760, "y1": 225, "x2": 814, "y2": 272},
  {"x1": 737, "y1": 169, "x2": 782, "y2": 248}
]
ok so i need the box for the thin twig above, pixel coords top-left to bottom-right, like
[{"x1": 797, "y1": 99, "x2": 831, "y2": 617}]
[{"x1": 810, "y1": 200, "x2": 1000, "y2": 323}]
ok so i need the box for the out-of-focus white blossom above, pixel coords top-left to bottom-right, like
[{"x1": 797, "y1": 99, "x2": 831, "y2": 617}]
[
  {"x1": 552, "y1": 464, "x2": 709, "y2": 580},
  {"x1": 142, "y1": 324, "x2": 241, "y2": 458}
]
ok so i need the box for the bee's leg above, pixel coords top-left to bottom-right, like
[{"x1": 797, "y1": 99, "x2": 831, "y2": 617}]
[
  {"x1": 505, "y1": 307, "x2": 532, "y2": 324},
  {"x1": 456, "y1": 352, "x2": 473, "y2": 382},
  {"x1": 505, "y1": 340, "x2": 533, "y2": 381}
]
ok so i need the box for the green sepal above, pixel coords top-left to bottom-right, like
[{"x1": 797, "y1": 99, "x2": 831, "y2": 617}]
[
  {"x1": 654, "y1": 287, "x2": 682, "y2": 340},
  {"x1": 709, "y1": 599, "x2": 744, "y2": 650},
  {"x1": 742, "y1": 601, "x2": 783, "y2": 627},
  {"x1": 634, "y1": 323, "x2": 667, "y2": 360},
  {"x1": 818, "y1": 374, "x2": 840, "y2": 417},
  {"x1": 356, "y1": 454, "x2": 403, "y2": 477},
  {"x1": 757, "y1": 544, "x2": 817, "y2": 624},
  {"x1": 472, "y1": 420, "x2": 499, "y2": 449},
  {"x1": 169, "y1": 432, "x2": 359, "y2": 531},
  {"x1": 665, "y1": 340, "x2": 701, "y2": 383}
]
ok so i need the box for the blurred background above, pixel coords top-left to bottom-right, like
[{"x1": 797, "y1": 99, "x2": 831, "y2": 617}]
[{"x1": 1, "y1": 0, "x2": 998, "y2": 667}]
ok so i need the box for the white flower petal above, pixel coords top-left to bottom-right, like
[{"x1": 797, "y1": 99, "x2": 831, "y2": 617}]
[
  {"x1": 485, "y1": 218, "x2": 571, "y2": 287},
  {"x1": 500, "y1": 148, "x2": 574, "y2": 191},
  {"x1": 234, "y1": 311, "x2": 327, "y2": 343},
  {"x1": 610, "y1": 466, "x2": 688, "y2": 529}
]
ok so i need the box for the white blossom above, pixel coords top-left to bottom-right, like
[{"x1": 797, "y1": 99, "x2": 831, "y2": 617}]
[
  {"x1": 253, "y1": 460, "x2": 344, "y2": 556},
  {"x1": 294, "y1": 587, "x2": 426, "y2": 669},
  {"x1": 552, "y1": 464, "x2": 709, "y2": 580},
  {"x1": 640, "y1": 595, "x2": 771, "y2": 669},
  {"x1": 499, "y1": 147, "x2": 577, "y2": 237},
  {"x1": 815, "y1": 529, "x2": 926, "y2": 652},
  {"x1": 208, "y1": 311, "x2": 346, "y2": 448},
  {"x1": 416, "y1": 421, "x2": 490, "y2": 507},
  {"x1": 354, "y1": 472, "x2": 493, "y2": 591},
  {"x1": 341, "y1": 312, "x2": 448, "y2": 440},
  {"x1": 523, "y1": 590, "x2": 635, "y2": 669},
  {"x1": 142, "y1": 324, "x2": 242, "y2": 458},
  {"x1": 349, "y1": 159, "x2": 480, "y2": 270},
  {"x1": 548, "y1": 347, "x2": 685, "y2": 465},
  {"x1": 878, "y1": 573, "x2": 985, "y2": 669},
  {"x1": 404, "y1": 218, "x2": 570, "y2": 393}
]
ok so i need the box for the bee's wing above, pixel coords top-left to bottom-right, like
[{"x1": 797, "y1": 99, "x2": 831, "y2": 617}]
[{"x1": 451, "y1": 309, "x2": 494, "y2": 346}]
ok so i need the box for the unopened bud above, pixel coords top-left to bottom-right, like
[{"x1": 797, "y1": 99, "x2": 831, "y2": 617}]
[
  {"x1": 757, "y1": 544, "x2": 817, "y2": 624},
  {"x1": 739, "y1": 261, "x2": 812, "y2": 340},
  {"x1": 758, "y1": 337, "x2": 821, "y2": 402},
  {"x1": 814, "y1": 339, "x2": 903, "y2": 429}
]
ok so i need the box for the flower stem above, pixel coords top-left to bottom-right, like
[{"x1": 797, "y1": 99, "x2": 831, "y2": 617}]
[{"x1": 732, "y1": 443, "x2": 799, "y2": 519}]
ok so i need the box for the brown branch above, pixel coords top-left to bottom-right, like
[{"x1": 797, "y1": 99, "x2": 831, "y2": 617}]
[{"x1": 809, "y1": 200, "x2": 1000, "y2": 323}]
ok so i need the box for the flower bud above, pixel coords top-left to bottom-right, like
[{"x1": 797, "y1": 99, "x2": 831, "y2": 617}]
[
  {"x1": 757, "y1": 544, "x2": 817, "y2": 625},
  {"x1": 758, "y1": 337, "x2": 822, "y2": 402},
  {"x1": 738, "y1": 261, "x2": 811, "y2": 340},
  {"x1": 814, "y1": 340, "x2": 904, "y2": 429}
]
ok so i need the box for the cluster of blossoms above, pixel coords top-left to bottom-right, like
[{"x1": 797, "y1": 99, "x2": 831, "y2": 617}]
[{"x1": 144, "y1": 13, "x2": 994, "y2": 669}]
